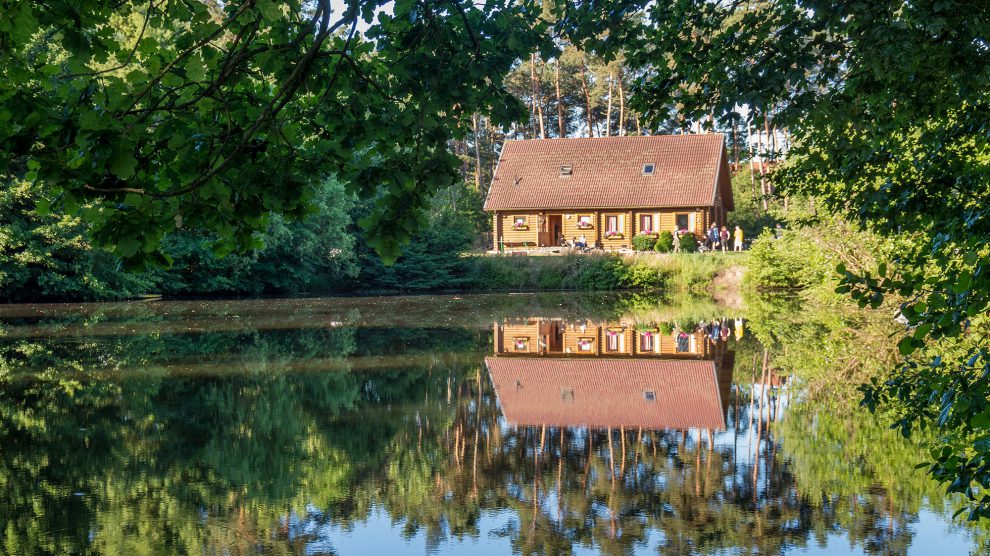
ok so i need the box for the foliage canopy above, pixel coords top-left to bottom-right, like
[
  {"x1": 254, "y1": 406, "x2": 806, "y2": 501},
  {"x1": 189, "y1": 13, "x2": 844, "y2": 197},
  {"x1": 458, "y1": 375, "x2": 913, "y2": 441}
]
[
  {"x1": 0, "y1": 0, "x2": 635, "y2": 265},
  {"x1": 624, "y1": 0, "x2": 990, "y2": 518}
]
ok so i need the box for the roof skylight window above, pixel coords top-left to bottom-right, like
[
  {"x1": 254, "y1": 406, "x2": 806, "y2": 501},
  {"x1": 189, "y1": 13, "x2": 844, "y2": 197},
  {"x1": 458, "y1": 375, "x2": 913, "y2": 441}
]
[
  {"x1": 642, "y1": 163, "x2": 656, "y2": 175},
  {"x1": 559, "y1": 165, "x2": 573, "y2": 176}
]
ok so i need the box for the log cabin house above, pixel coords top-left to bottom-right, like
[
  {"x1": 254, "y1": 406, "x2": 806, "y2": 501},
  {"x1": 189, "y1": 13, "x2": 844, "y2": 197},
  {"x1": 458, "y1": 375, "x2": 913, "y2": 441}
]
[
  {"x1": 484, "y1": 134, "x2": 734, "y2": 250},
  {"x1": 486, "y1": 318, "x2": 735, "y2": 430}
]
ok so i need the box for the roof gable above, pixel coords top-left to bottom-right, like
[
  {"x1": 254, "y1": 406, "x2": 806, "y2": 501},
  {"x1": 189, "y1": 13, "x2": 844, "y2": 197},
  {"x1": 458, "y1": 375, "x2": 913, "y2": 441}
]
[{"x1": 484, "y1": 135, "x2": 728, "y2": 211}]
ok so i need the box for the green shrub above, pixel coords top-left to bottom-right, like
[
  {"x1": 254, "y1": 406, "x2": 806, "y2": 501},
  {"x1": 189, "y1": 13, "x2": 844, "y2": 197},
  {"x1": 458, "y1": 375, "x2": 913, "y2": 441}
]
[
  {"x1": 745, "y1": 231, "x2": 807, "y2": 289},
  {"x1": 678, "y1": 233, "x2": 698, "y2": 252},
  {"x1": 632, "y1": 233, "x2": 656, "y2": 252},
  {"x1": 655, "y1": 231, "x2": 674, "y2": 253},
  {"x1": 576, "y1": 256, "x2": 626, "y2": 290},
  {"x1": 535, "y1": 265, "x2": 565, "y2": 289},
  {"x1": 621, "y1": 260, "x2": 668, "y2": 289}
]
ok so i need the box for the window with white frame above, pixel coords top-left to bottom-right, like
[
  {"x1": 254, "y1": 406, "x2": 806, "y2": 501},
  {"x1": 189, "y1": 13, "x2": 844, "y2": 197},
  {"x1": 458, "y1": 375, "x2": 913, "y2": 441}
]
[
  {"x1": 606, "y1": 331, "x2": 620, "y2": 352},
  {"x1": 640, "y1": 331, "x2": 654, "y2": 351}
]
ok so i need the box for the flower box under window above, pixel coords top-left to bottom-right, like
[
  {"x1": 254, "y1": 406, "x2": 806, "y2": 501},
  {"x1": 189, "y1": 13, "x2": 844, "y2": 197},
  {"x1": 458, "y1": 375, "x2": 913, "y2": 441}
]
[
  {"x1": 605, "y1": 215, "x2": 623, "y2": 238},
  {"x1": 512, "y1": 216, "x2": 529, "y2": 230}
]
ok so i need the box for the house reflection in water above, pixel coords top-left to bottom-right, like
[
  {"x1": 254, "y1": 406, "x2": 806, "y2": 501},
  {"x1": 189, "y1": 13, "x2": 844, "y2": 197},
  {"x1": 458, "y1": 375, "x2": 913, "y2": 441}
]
[{"x1": 487, "y1": 318, "x2": 735, "y2": 431}]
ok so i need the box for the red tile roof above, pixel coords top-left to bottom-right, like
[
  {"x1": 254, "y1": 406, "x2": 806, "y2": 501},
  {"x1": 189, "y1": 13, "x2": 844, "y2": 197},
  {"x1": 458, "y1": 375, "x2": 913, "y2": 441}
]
[
  {"x1": 483, "y1": 135, "x2": 733, "y2": 211},
  {"x1": 485, "y1": 357, "x2": 726, "y2": 430}
]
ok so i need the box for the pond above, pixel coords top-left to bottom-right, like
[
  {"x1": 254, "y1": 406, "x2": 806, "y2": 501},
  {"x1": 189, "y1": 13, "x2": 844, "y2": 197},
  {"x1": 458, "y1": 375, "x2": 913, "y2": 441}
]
[{"x1": 0, "y1": 293, "x2": 984, "y2": 555}]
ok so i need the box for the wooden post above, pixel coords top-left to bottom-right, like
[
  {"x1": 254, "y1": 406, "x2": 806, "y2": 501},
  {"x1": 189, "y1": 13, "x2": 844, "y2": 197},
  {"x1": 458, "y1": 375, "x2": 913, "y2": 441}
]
[
  {"x1": 595, "y1": 210, "x2": 602, "y2": 248},
  {"x1": 493, "y1": 212, "x2": 501, "y2": 251}
]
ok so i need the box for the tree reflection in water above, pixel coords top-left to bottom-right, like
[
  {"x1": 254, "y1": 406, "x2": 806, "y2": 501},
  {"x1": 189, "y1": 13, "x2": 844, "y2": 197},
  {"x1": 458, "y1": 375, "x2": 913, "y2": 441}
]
[{"x1": 0, "y1": 295, "x2": 983, "y2": 555}]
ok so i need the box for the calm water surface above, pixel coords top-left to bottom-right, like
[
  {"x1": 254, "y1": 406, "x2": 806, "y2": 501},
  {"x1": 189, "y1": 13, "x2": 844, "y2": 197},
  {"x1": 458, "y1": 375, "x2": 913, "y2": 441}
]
[{"x1": 0, "y1": 293, "x2": 982, "y2": 555}]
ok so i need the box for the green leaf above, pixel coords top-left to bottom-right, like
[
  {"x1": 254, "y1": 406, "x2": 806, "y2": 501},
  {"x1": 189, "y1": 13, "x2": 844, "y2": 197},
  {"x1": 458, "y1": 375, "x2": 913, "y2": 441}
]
[
  {"x1": 898, "y1": 336, "x2": 916, "y2": 356},
  {"x1": 110, "y1": 149, "x2": 138, "y2": 180},
  {"x1": 971, "y1": 409, "x2": 990, "y2": 430},
  {"x1": 951, "y1": 272, "x2": 972, "y2": 294},
  {"x1": 116, "y1": 237, "x2": 141, "y2": 257}
]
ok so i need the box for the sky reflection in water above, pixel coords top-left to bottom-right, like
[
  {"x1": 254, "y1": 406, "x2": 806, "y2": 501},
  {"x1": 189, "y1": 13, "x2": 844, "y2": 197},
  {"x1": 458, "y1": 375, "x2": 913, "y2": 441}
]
[{"x1": 0, "y1": 294, "x2": 981, "y2": 555}]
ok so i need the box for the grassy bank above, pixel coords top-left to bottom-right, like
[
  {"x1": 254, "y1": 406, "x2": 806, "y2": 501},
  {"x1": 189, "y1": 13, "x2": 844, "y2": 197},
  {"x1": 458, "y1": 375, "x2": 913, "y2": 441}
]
[{"x1": 464, "y1": 252, "x2": 746, "y2": 294}]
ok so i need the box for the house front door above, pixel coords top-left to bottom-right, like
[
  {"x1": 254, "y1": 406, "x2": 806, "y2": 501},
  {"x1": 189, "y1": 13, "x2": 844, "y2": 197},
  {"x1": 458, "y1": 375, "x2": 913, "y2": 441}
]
[{"x1": 540, "y1": 214, "x2": 563, "y2": 247}]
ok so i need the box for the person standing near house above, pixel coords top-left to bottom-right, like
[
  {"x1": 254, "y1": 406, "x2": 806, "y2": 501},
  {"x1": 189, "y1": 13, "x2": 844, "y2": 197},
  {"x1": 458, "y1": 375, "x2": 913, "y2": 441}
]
[
  {"x1": 707, "y1": 224, "x2": 719, "y2": 251},
  {"x1": 733, "y1": 225, "x2": 744, "y2": 252},
  {"x1": 672, "y1": 226, "x2": 682, "y2": 253},
  {"x1": 719, "y1": 226, "x2": 730, "y2": 253},
  {"x1": 577, "y1": 234, "x2": 587, "y2": 249}
]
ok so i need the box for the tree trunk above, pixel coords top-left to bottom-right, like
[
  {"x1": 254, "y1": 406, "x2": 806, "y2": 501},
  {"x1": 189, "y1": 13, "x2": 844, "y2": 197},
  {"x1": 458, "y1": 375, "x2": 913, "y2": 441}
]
[
  {"x1": 747, "y1": 119, "x2": 759, "y2": 207},
  {"x1": 534, "y1": 56, "x2": 546, "y2": 139},
  {"x1": 473, "y1": 113, "x2": 483, "y2": 191},
  {"x1": 579, "y1": 58, "x2": 594, "y2": 137},
  {"x1": 605, "y1": 71, "x2": 613, "y2": 136},
  {"x1": 617, "y1": 70, "x2": 625, "y2": 137},
  {"x1": 529, "y1": 54, "x2": 536, "y2": 139},
  {"x1": 757, "y1": 115, "x2": 769, "y2": 210},
  {"x1": 731, "y1": 117, "x2": 739, "y2": 170},
  {"x1": 489, "y1": 124, "x2": 497, "y2": 179},
  {"x1": 555, "y1": 59, "x2": 565, "y2": 138},
  {"x1": 760, "y1": 115, "x2": 771, "y2": 199},
  {"x1": 529, "y1": 53, "x2": 547, "y2": 139}
]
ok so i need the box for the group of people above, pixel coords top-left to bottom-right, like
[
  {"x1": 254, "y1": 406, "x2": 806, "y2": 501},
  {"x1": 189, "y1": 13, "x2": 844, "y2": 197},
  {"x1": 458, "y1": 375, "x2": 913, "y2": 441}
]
[
  {"x1": 673, "y1": 317, "x2": 744, "y2": 353},
  {"x1": 673, "y1": 223, "x2": 745, "y2": 252},
  {"x1": 566, "y1": 234, "x2": 590, "y2": 249},
  {"x1": 700, "y1": 317, "x2": 744, "y2": 343},
  {"x1": 562, "y1": 223, "x2": 746, "y2": 252},
  {"x1": 704, "y1": 224, "x2": 744, "y2": 252}
]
